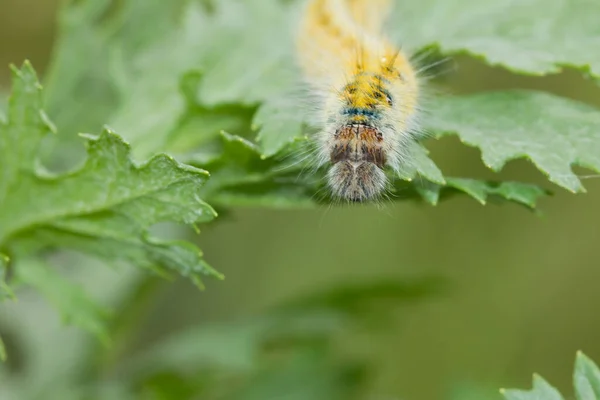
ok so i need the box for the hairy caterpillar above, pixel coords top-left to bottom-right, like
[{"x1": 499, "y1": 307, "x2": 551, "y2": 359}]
[{"x1": 295, "y1": 0, "x2": 421, "y2": 202}]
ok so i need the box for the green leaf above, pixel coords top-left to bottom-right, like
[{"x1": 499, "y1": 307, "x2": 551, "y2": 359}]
[
  {"x1": 429, "y1": 91, "x2": 600, "y2": 193},
  {"x1": 191, "y1": 0, "x2": 303, "y2": 158},
  {"x1": 501, "y1": 375, "x2": 564, "y2": 400},
  {"x1": 129, "y1": 0, "x2": 307, "y2": 159},
  {"x1": 165, "y1": 102, "x2": 255, "y2": 158},
  {"x1": 0, "y1": 62, "x2": 222, "y2": 341},
  {"x1": 397, "y1": 177, "x2": 548, "y2": 209},
  {"x1": 14, "y1": 257, "x2": 111, "y2": 344},
  {"x1": 574, "y1": 351, "x2": 600, "y2": 400},
  {"x1": 444, "y1": 178, "x2": 549, "y2": 209},
  {"x1": 196, "y1": 0, "x2": 318, "y2": 162},
  {"x1": 501, "y1": 352, "x2": 600, "y2": 400},
  {"x1": 109, "y1": 3, "x2": 217, "y2": 159},
  {"x1": 44, "y1": 0, "x2": 187, "y2": 138},
  {"x1": 398, "y1": 142, "x2": 446, "y2": 184},
  {"x1": 43, "y1": 0, "x2": 118, "y2": 137},
  {"x1": 389, "y1": 0, "x2": 600, "y2": 78},
  {"x1": 253, "y1": 100, "x2": 306, "y2": 159},
  {"x1": 196, "y1": 132, "x2": 320, "y2": 208},
  {"x1": 0, "y1": 62, "x2": 220, "y2": 286},
  {"x1": 195, "y1": 0, "x2": 298, "y2": 106}
]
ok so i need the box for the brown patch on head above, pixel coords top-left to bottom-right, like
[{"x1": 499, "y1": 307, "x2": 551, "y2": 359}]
[{"x1": 330, "y1": 124, "x2": 386, "y2": 168}]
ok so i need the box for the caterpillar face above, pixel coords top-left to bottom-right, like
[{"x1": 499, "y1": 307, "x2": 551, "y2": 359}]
[{"x1": 327, "y1": 122, "x2": 387, "y2": 201}]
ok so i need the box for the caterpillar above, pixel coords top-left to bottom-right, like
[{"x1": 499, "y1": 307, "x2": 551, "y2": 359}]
[{"x1": 295, "y1": 0, "x2": 421, "y2": 202}]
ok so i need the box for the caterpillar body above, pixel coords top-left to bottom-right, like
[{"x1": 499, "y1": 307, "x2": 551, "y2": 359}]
[{"x1": 295, "y1": 0, "x2": 421, "y2": 202}]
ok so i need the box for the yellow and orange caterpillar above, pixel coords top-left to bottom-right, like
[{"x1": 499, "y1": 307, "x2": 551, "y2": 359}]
[{"x1": 295, "y1": 0, "x2": 421, "y2": 202}]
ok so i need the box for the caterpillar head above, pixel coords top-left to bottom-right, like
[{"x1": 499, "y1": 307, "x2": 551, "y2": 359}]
[{"x1": 321, "y1": 65, "x2": 417, "y2": 202}]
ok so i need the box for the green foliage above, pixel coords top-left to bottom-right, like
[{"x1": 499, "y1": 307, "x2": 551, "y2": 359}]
[
  {"x1": 0, "y1": 62, "x2": 220, "y2": 340},
  {"x1": 2, "y1": 0, "x2": 600, "y2": 398},
  {"x1": 409, "y1": 178, "x2": 549, "y2": 208},
  {"x1": 501, "y1": 352, "x2": 600, "y2": 400},
  {"x1": 43, "y1": 0, "x2": 187, "y2": 139},
  {"x1": 14, "y1": 257, "x2": 112, "y2": 343},
  {"x1": 389, "y1": 0, "x2": 600, "y2": 78},
  {"x1": 41, "y1": 0, "x2": 600, "y2": 210},
  {"x1": 9, "y1": 278, "x2": 437, "y2": 399},
  {"x1": 430, "y1": 91, "x2": 600, "y2": 193}
]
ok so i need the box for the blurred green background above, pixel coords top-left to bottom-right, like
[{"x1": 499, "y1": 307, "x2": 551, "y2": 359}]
[{"x1": 2, "y1": 1, "x2": 600, "y2": 399}]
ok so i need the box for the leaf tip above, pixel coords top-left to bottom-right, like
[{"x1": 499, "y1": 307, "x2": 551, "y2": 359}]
[
  {"x1": 78, "y1": 132, "x2": 95, "y2": 140},
  {"x1": 22, "y1": 59, "x2": 33, "y2": 69},
  {"x1": 575, "y1": 350, "x2": 588, "y2": 362},
  {"x1": 204, "y1": 262, "x2": 224, "y2": 281},
  {"x1": 191, "y1": 274, "x2": 206, "y2": 290},
  {"x1": 10, "y1": 60, "x2": 40, "y2": 84}
]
